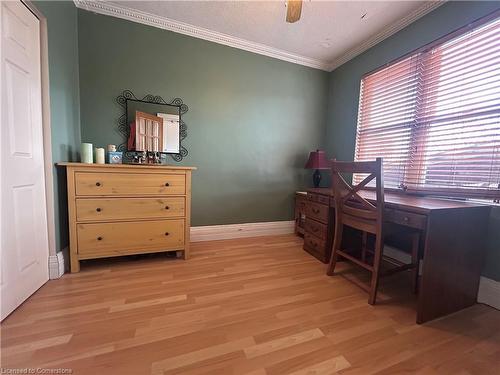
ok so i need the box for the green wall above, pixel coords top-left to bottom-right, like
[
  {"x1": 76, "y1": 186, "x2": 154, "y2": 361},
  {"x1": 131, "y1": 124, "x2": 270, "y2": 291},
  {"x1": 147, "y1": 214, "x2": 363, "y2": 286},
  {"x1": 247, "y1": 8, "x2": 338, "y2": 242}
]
[
  {"x1": 35, "y1": 1, "x2": 81, "y2": 252},
  {"x1": 77, "y1": 10, "x2": 329, "y2": 226},
  {"x1": 325, "y1": 1, "x2": 500, "y2": 281}
]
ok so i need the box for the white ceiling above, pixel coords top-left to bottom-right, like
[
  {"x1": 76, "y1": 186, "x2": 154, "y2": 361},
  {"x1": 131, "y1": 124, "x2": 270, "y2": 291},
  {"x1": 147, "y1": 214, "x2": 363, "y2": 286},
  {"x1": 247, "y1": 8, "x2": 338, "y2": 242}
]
[{"x1": 75, "y1": 1, "x2": 443, "y2": 71}]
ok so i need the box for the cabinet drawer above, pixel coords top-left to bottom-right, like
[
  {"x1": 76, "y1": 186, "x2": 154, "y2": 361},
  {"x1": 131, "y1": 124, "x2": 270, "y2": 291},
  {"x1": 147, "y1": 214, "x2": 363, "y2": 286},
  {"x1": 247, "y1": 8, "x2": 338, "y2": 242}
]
[
  {"x1": 75, "y1": 172, "x2": 185, "y2": 196},
  {"x1": 305, "y1": 202, "x2": 329, "y2": 224},
  {"x1": 77, "y1": 219, "x2": 184, "y2": 257},
  {"x1": 386, "y1": 209, "x2": 427, "y2": 230},
  {"x1": 305, "y1": 218, "x2": 327, "y2": 240},
  {"x1": 76, "y1": 197, "x2": 185, "y2": 222}
]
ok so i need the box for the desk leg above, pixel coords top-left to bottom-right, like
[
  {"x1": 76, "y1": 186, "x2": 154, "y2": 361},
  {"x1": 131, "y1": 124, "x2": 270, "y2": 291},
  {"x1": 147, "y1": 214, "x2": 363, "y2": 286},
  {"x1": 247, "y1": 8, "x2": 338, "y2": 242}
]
[{"x1": 417, "y1": 207, "x2": 490, "y2": 324}]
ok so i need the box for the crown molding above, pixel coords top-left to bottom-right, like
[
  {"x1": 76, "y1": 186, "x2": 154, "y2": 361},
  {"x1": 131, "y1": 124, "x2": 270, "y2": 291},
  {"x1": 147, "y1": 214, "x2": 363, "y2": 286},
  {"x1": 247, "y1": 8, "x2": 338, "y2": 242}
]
[
  {"x1": 73, "y1": 0, "x2": 331, "y2": 71},
  {"x1": 328, "y1": 1, "x2": 445, "y2": 70},
  {"x1": 74, "y1": 0, "x2": 444, "y2": 73}
]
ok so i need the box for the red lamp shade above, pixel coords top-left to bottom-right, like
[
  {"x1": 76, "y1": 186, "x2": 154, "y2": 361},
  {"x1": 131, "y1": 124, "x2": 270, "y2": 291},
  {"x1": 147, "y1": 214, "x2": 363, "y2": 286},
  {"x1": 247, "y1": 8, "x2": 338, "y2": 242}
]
[{"x1": 305, "y1": 150, "x2": 329, "y2": 170}]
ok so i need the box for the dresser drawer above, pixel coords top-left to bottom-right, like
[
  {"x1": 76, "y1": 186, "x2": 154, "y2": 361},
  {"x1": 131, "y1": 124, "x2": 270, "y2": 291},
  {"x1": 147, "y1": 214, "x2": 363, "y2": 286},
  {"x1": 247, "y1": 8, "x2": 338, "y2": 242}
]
[
  {"x1": 386, "y1": 209, "x2": 427, "y2": 230},
  {"x1": 76, "y1": 197, "x2": 185, "y2": 222},
  {"x1": 305, "y1": 202, "x2": 329, "y2": 224},
  {"x1": 75, "y1": 172, "x2": 185, "y2": 196},
  {"x1": 305, "y1": 218, "x2": 327, "y2": 240},
  {"x1": 77, "y1": 219, "x2": 184, "y2": 257}
]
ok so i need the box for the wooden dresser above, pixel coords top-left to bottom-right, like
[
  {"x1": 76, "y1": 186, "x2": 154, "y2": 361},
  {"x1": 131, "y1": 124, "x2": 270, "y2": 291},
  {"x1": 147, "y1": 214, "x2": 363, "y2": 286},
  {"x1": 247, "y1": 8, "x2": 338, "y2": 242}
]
[{"x1": 58, "y1": 163, "x2": 196, "y2": 272}]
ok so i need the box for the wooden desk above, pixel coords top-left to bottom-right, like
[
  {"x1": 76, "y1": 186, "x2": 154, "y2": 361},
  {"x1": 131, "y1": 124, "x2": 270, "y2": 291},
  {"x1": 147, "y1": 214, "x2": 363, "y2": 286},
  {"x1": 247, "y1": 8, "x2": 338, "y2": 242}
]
[{"x1": 303, "y1": 188, "x2": 491, "y2": 324}]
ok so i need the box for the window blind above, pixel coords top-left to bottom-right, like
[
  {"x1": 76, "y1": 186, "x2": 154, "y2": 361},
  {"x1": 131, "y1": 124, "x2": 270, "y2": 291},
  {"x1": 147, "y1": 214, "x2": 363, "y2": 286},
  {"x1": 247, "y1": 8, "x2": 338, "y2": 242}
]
[{"x1": 354, "y1": 15, "x2": 500, "y2": 199}]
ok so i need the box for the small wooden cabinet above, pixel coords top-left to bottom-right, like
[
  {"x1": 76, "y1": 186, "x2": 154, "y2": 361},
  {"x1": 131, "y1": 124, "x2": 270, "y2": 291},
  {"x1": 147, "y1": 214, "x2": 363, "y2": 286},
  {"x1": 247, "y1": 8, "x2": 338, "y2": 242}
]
[
  {"x1": 295, "y1": 191, "x2": 334, "y2": 263},
  {"x1": 59, "y1": 163, "x2": 196, "y2": 272}
]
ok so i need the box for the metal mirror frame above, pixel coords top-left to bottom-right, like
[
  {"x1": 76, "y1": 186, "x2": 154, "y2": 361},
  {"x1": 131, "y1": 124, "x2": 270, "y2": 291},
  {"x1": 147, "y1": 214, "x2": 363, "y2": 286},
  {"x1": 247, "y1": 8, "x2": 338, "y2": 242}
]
[{"x1": 116, "y1": 90, "x2": 188, "y2": 162}]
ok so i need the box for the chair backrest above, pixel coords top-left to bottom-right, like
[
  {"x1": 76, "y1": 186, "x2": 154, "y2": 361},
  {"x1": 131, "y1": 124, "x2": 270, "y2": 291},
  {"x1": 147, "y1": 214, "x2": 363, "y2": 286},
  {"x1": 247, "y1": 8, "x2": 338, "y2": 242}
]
[{"x1": 330, "y1": 158, "x2": 384, "y2": 234}]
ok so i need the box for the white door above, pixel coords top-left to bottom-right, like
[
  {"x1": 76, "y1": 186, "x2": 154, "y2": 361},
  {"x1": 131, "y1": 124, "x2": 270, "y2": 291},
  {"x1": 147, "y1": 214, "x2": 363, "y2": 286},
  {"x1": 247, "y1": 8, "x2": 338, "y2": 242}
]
[{"x1": 1, "y1": 1, "x2": 49, "y2": 321}]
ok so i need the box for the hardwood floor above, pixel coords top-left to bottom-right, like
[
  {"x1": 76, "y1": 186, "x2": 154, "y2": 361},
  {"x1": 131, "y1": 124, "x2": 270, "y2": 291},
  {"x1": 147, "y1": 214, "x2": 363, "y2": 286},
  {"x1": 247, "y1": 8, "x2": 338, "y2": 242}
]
[{"x1": 1, "y1": 234, "x2": 499, "y2": 374}]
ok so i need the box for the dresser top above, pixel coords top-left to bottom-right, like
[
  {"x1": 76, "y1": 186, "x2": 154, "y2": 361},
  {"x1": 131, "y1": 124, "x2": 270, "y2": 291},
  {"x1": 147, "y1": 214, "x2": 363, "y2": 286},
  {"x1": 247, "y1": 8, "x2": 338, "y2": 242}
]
[{"x1": 57, "y1": 162, "x2": 197, "y2": 170}]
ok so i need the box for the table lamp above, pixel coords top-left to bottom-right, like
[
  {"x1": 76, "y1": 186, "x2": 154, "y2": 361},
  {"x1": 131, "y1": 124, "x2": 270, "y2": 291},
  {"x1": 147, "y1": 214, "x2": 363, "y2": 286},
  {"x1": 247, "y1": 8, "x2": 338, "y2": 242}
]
[{"x1": 305, "y1": 149, "x2": 329, "y2": 188}]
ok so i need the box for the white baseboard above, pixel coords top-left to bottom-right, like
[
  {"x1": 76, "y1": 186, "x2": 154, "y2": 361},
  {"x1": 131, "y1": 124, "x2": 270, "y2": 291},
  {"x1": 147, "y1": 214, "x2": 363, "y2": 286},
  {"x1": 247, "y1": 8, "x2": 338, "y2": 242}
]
[
  {"x1": 48, "y1": 249, "x2": 66, "y2": 279},
  {"x1": 477, "y1": 276, "x2": 500, "y2": 310},
  {"x1": 190, "y1": 221, "x2": 295, "y2": 242}
]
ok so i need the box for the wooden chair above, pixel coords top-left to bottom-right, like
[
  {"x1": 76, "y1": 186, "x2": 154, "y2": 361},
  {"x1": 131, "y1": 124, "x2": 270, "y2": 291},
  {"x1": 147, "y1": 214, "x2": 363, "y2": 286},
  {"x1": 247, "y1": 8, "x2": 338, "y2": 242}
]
[{"x1": 327, "y1": 158, "x2": 420, "y2": 305}]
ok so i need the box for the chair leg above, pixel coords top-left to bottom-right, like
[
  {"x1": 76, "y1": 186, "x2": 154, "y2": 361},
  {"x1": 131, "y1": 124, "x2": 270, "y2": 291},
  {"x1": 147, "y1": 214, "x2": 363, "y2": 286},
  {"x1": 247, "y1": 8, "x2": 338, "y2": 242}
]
[
  {"x1": 411, "y1": 232, "x2": 420, "y2": 294},
  {"x1": 327, "y1": 249, "x2": 338, "y2": 276},
  {"x1": 368, "y1": 235, "x2": 384, "y2": 305},
  {"x1": 327, "y1": 223, "x2": 343, "y2": 276}
]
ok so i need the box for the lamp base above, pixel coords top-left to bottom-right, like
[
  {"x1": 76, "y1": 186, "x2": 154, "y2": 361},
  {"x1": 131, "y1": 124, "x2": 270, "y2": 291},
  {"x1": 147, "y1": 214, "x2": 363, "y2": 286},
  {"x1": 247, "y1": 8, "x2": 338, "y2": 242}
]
[{"x1": 313, "y1": 169, "x2": 322, "y2": 188}]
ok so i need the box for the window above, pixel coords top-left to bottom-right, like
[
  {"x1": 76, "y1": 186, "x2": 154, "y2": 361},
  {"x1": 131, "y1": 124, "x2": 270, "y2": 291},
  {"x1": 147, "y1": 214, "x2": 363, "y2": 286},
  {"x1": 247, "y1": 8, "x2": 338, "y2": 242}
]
[{"x1": 354, "y1": 14, "x2": 500, "y2": 199}]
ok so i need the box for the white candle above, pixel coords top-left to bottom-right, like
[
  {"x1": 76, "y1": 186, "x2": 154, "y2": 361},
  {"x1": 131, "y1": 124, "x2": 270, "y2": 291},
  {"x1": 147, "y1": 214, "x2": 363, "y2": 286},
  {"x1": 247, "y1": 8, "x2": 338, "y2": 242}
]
[
  {"x1": 81, "y1": 143, "x2": 93, "y2": 163},
  {"x1": 95, "y1": 147, "x2": 105, "y2": 164}
]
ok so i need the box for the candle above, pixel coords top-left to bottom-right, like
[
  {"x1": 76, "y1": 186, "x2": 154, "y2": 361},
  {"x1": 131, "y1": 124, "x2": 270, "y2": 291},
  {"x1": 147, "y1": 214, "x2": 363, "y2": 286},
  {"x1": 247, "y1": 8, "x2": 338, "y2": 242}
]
[
  {"x1": 81, "y1": 143, "x2": 93, "y2": 163},
  {"x1": 95, "y1": 147, "x2": 105, "y2": 164}
]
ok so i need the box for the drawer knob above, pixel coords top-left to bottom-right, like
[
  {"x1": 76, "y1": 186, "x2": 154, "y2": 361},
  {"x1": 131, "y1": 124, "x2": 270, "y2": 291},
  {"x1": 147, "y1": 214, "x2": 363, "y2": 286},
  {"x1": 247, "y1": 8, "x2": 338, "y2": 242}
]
[
  {"x1": 165, "y1": 232, "x2": 170, "y2": 236},
  {"x1": 312, "y1": 208, "x2": 320, "y2": 214},
  {"x1": 95, "y1": 182, "x2": 101, "y2": 187},
  {"x1": 403, "y1": 216, "x2": 409, "y2": 222},
  {"x1": 164, "y1": 182, "x2": 170, "y2": 187},
  {"x1": 97, "y1": 236, "x2": 103, "y2": 241},
  {"x1": 96, "y1": 208, "x2": 102, "y2": 212},
  {"x1": 165, "y1": 206, "x2": 170, "y2": 210}
]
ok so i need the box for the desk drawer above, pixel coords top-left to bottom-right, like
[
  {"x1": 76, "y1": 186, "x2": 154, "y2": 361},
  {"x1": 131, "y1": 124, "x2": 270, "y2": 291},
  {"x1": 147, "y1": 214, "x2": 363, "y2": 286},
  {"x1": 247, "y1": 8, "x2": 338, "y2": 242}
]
[
  {"x1": 307, "y1": 193, "x2": 330, "y2": 205},
  {"x1": 304, "y1": 233, "x2": 327, "y2": 262},
  {"x1": 76, "y1": 197, "x2": 185, "y2": 222},
  {"x1": 75, "y1": 172, "x2": 185, "y2": 196},
  {"x1": 305, "y1": 202, "x2": 329, "y2": 224},
  {"x1": 386, "y1": 209, "x2": 427, "y2": 230},
  {"x1": 305, "y1": 218, "x2": 327, "y2": 240},
  {"x1": 77, "y1": 219, "x2": 184, "y2": 257}
]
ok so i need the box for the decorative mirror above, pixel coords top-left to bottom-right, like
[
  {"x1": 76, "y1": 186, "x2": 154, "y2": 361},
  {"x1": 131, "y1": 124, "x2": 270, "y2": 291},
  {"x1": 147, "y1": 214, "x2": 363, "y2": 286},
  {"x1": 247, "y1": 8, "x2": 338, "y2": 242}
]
[{"x1": 116, "y1": 90, "x2": 188, "y2": 162}]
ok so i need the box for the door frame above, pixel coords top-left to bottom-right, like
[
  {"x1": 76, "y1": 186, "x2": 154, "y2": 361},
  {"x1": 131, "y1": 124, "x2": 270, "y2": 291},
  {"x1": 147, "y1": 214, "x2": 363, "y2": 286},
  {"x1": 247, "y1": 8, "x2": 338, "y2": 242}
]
[{"x1": 20, "y1": 1, "x2": 57, "y2": 261}]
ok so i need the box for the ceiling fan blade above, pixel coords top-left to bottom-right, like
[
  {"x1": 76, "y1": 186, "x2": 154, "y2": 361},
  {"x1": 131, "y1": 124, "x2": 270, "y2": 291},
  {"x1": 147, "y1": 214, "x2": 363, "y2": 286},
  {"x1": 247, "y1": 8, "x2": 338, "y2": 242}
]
[{"x1": 286, "y1": 0, "x2": 302, "y2": 23}]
